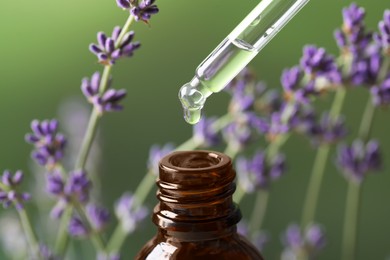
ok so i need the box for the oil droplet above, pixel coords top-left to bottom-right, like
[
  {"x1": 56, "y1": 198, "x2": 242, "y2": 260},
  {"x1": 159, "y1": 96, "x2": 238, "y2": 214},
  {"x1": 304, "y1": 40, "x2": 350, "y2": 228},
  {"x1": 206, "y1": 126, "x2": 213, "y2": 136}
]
[
  {"x1": 183, "y1": 108, "x2": 202, "y2": 125},
  {"x1": 179, "y1": 82, "x2": 206, "y2": 125}
]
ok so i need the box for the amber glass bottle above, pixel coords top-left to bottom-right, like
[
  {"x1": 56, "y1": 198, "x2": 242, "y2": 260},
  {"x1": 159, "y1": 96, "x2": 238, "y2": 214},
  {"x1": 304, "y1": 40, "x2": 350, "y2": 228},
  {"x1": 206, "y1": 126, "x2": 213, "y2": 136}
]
[{"x1": 136, "y1": 150, "x2": 264, "y2": 260}]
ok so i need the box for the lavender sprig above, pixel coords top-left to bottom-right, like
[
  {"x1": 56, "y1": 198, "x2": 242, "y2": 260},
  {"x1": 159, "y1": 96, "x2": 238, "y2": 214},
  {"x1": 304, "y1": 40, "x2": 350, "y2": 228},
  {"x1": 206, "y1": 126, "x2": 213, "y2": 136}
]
[{"x1": 0, "y1": 170, "x2": 40, "y2": 258}]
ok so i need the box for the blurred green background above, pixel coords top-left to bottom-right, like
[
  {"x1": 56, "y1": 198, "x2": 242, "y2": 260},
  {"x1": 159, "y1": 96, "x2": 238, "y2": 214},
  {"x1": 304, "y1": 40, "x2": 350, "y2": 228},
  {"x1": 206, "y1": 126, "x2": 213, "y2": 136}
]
[{"x1": 0, "y1": 0, "x2": 389, "y2": 259}]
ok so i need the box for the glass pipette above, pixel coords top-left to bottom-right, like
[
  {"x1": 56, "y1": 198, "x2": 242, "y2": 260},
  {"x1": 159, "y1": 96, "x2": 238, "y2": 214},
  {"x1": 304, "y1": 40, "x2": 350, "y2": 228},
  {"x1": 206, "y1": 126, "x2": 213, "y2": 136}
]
[{"x1": 178, "y1": 0, "x2": 310, "y2": 124}]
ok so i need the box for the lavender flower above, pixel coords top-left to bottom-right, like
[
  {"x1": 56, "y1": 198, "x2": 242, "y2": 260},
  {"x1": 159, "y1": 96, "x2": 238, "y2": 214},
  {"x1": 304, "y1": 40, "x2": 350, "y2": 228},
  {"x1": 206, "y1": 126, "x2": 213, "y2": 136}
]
[
  {"x1": 337, "y1": 139, "x2": 382, "y2": 183},
  {"x1": 0, "y1": 170, "x2": 30, "y2": 210},
  {"x1": 193, "y1": 116, "x2": 220, "y2": 147},
  {"x1": 371, "y1": 76, "x2": 390, "y2": 106},
  {"x1": 253, "y1": 111, "x2": 289, "y2": 141},
  {"x1": 46, "y1": 171, "x2": 65, "y2": 196},
  {"x1": 86, "y1": 203, "x2": 110, "y2": 231},
  {"x1": 68, "y1": 216, "x2": 88, "y2": 237},
  {"x1": 81, "y1": 71, "x2": 127, "y2": 113},
  {"x1": 47, "y1": 170, "x2": 91, "y2": 218},
  {"x1": 147, "y1": 144, "x2": 175, "y2": 175},
  {"x1": 307, "y1": 112, "x2": 347, "y2": 145},
  {"x1": 334, "y1": 4, "x2": 382, "y2": 86},
  {"x1": 236, "y1": 150, "x2": 286, "y2": 192},
  {"x1": 281, "y1": 66, "x2": 302, "y2": 95},
  {"x1": 25, "y1": 119, "x2": 66, "y2": 168},
  {"x1": 281, "y1": 67, "x2": 319, "y2": 104},
  {"x1": 300, "y1": 45, "x2": 341, "y2": 83},
  {"x1": 376, "y1": 10, "x2": 390, "y2": 52},
  {"x1": 222, "y1": 113, "x2": 258, "y2": 151},
  {"x1": 281, "y1": 223, "x2": 326, "y2": 258},
  {"x1": 89, "y1": 27, "x2": 140, "y2": 65},
  {"x1": 342, "y1": 3, "x2": 365, "y2": 32},
  {"x1": 115, "y1": 192, "x2": 148, "y2": 233},
  {"x1": 116, "y1": 0, "x2": 159, "y2": 23},
  {"x1": 64, "y1": 170, "x2": 91, "y2": 203}
]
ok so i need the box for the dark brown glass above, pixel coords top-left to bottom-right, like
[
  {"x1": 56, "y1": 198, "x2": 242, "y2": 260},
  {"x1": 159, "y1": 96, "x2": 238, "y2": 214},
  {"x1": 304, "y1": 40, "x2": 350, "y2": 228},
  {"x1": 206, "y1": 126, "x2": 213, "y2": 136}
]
[{"x1": 136, "y1": 150, "x2": 264, "y2": 260}]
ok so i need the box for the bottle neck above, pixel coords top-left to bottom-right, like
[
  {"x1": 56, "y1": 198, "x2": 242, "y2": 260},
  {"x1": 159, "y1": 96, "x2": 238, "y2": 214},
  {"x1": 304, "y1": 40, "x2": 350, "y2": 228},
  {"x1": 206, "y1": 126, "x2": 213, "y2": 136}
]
[{"x1": 153, "y1": 150, "x2": 241, "y2": 236}]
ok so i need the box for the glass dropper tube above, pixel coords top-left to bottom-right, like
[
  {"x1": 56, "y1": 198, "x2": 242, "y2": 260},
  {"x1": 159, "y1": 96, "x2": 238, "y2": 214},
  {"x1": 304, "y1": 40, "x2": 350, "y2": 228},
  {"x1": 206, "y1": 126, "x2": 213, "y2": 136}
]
[{"x1": 178, "y1": 0, "x2": 310, "y2": 124}]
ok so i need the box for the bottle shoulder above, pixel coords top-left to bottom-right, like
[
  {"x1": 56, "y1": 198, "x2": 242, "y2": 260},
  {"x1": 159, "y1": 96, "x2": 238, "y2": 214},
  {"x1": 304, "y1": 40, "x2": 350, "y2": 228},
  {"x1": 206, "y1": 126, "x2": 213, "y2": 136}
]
[{"x1": 135, "y1": 234, "x2": 264, "y2": 260}]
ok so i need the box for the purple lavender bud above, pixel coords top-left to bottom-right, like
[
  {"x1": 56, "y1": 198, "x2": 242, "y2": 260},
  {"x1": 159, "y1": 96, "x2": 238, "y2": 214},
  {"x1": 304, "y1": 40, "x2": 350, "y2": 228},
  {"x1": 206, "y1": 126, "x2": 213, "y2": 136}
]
[
  {"x1": 86, "y1": 204, "x2": 110, "y2": 231},
  {"x1": 307, "y1": 112, "x2": 347, "y2": 145},
  {"x1": 115, "y1": 193, "x2": 148, "y2": 233},
  {"x1": 305, "y1": 224, "x2": 326, "y2": 250},
  {"x1": 334, "y1": 29, "x2": 347, "y2": 48},
  {"x1": 46, "y1": 172, "x2": 64, "y2": 196},
  {"x1": 223, "y1": 113, "x2": 259, "y2": 150},
  {"x1": 90, "y1": 27, "x2": 140, "y2": 64},
  {"x1": 193, "y1": 117, "x2": 220, "y2": 148},
  {"x1": 116, "y1": 0, "x2": 130, "y2": 9},
  {"x1": 236, "y1": 150, "x2": 286, "y2": 191},
  {"x1": 65, "y1": 170, "x2": 91, "y2": 203},
  {"x1": 97, "y1": 32, "x2": 107, "y2": 49},
  {"x1": 337, "y1": 139, "x2": 382, "y2": 183},
  {"x1": 148, "y1": 144, "x2": 174, "y2": 175},
  {"x1": 68, "y1": 216, "x2": 88, "y2": 237},
  {"x1": 365, "y1": 140, "x2": 382, "y2": 171},
  {"x1": 26, "y1": 119, "x2": 66, "y2": 167},
  {"x1": 281, "y1": 66, "x2": 301, "y2": 93},
  {"x1": 282, "y1": 224, "x2": 303, "y2": 249},
  {"x1": 130, "y1": 0, "x2": 159, "y2": 23},
  {"x1": 0, "y1": 170, "x2": 30, "y2": 210},
  {"x1": 50, "y1": 199, "x2": 67, "y2": 219},
  {"x1": 377, "y1": 10, "x2": 390, "y2": 50},
  {"x1": 371, "y1": 76, "x2": 390, "y2": 106},
  {"x1": 2, "y1": 170, "x2": 12, "y2": 186},
  {"x1": 300, "y1": 45, "x2": 341, "y2": 83},
  {"x1": 342, "y1": 3, "x2": 365, "y2": 31}
]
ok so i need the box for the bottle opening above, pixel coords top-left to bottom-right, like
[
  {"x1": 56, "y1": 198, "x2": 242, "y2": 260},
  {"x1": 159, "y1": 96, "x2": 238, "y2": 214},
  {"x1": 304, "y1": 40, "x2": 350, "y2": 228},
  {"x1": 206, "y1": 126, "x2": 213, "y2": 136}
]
[{"x1": 169, "y1": 151, "x2": 221, "y2": 169}]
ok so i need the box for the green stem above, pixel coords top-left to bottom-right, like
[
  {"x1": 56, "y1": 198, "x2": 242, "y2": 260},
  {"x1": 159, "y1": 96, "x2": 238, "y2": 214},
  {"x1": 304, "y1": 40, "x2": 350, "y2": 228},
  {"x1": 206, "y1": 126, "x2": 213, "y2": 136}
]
[
  {"x1": 300, "y1": 88, "x2": 347, "y2": 229},
  {"x1": 75, "y1": 108, "x2": 100, "y2": 170},
  {"x1": 358, "y1": 99, "x2": 375, "y2": 143},
  {"x1": 74, "y1": 202, "x2": 105, "y2": 253},
  {"x1": 115, "y1": 16, "x2": 135, "y2": 49},
  {"x1": 246, "y1": 134, "x2": 289, "y2": 233},
  {"x1": 56, "y1": 14, "x2": 137, "y2": 257},
  {"x1": 106, "y1": 223, "x2": 127, "y2": 253},
  {"x1": 17, "y1": 208, "x2": 41, "y2": 259},
  {"x1": 248, "y1": 190, "x2": 269, "y2": 234},
  {"x1": 133, "y1": 171, "x2": 156, "y2": 209},
  {"x1": 233, "y1": 186, "x2": 246, "y2": 204},
  {"x1": 55, "y1": 206, "x2": 73, "y2": 256},
  {"x1": 341, "y1": 98, "x2": 375, "y2": 260},
  {"x1": 341, "y1": 181, "x2": 361, "y2": 260},
  {"x1": 300, "y1": 145, "x2": 330, "y2": 228},
  {"x1": 329, "y1": 88, "x2": 346, "y2": 119}
]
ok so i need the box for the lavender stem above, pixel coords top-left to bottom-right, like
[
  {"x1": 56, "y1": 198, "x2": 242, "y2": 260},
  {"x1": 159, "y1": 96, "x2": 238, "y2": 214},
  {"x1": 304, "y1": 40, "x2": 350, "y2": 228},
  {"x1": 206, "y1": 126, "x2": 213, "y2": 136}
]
[
  {"x1": 55, "y1": 206, "x2": 73, "y2": 256},
  {"x1": 342, "y1": 180, "x2": 361, "y2": 260},
  {"x1": 55, "y1": 14, "x2": 136, "y2": 258},
  {"x1": 17, "y1": 207, "x2": 41, "y2": 259},
  {"x1": 248, "y1": 190, "x2": 269, "y2": 234},
  {"x1": 301, "y1": 88, "x2": 347, "y2": 229},
  {"x1": 248, "y1": 134, "x2": 289, "y2": 234},
  {"x1": 74, "y1": 202, "x2": 106, "y2": 253},
  {"x1": 342, "y1": 98, "x2": 376, "y2": 260}
]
